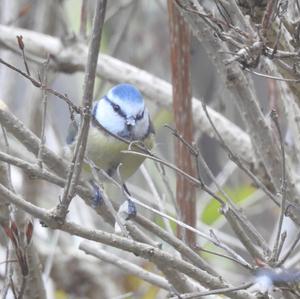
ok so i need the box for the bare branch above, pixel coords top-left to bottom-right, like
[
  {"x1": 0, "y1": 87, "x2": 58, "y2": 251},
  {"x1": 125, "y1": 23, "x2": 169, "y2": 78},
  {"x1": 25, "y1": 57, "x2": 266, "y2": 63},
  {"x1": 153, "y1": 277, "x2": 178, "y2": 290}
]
[
  {"x1": 37, "y1": 56, "x2": 49, "y2": 168},
  {"x1": 0, "y1": 24, "x2": 255, "y2": 165},
  {"x1": 54, "y1": 0, "x2": 107, "y2": 220},
  {"x1": 0, "y1": 182, "x2": 256, "y2": 299},
  {"x1": 80, "y1": 242, "x2": 172, "y2": 291}
]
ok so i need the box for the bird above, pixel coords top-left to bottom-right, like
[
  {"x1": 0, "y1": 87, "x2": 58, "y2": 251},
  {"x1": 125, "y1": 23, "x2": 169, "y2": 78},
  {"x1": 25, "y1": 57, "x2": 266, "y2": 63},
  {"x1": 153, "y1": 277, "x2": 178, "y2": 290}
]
[{"x1": 66, "y1": 83, "x2": 155, "y2": 214}]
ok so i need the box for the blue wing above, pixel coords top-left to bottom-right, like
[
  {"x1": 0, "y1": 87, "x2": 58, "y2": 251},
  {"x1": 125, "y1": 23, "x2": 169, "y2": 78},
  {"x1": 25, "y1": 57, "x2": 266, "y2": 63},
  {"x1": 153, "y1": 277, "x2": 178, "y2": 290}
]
[
  {"x1": 66, "y1": 100, "x2": 100, "y2": 145},
  {"x1": 66, "y1": 115, "x2": 80, "y2": 145}
]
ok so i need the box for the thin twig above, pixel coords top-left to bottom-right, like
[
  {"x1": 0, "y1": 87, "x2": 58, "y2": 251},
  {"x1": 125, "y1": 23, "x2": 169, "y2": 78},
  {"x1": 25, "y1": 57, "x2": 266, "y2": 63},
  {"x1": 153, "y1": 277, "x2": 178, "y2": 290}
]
[
  {"x1": 79, "y1": 0, "x2": 89, "y2": 38},
  {"x1": 174, "y1": 0, "x2": 249, "y2": 38},
  {"x1": 200, "y1": 104, "x2": 271, "y2": 257},
  {"x1": 123, "y1": 150, "x2": 200, "y2": 186},
  {"x1": 110, "y1": 293, "x2": 133, "y2": 299},
  {"x1": 244, "y1": 68, "x2": 300, "y2": 83},
  {"x1": 296, "y1": 0, "x2": 300, "y2": 12},
  {"x1": 276, "y1": 231, "x2": 287, "y2": 261},
  {"x1": 89, "y1": 167, "x2": 250, "y2": 268},
  {"x1": 87, "y1": 160, "x2": 130, "y2": 238},
  {"x1": 0, "y1": 24, "x2": 255, "y2": 165},
  {"x1": 271, "y1": 109, "x2": 288, "y2": 262},
  {"x1": 10, "y1": 278, "x2": 18, "y2": 299},
  {"x1": 156, "y1": 163, "x2": 178, "y2": 214},
  {"x1": 1, "y1": 126, "x2": 13, "y2": 191},
  {"x1": 0, "y1": 248, "x2": 12, "y2": 299},
  {"x1": 17, "y1": 276, "x2": 27, "y2": 299},
  {"x1": 134, "y1": 215, "x2": 221, "y2": 275},
  {"x1": 261, "y1": 0, "x2": 278, "y2": 37},
  {"x1": 55, "y1": 0, "x2": 107, "y2": 220},
  {"x1": 277, "y1": 229, "x2": 300, "y2": 267},
  {"x1": 0, "y1": 58, "x2": 80, "y2": 114},
  {"x1": 37, "y1": 56, "x2": 50, "y2": 168},
  {"x1": 195, "y1": 245, "x2": 251, "y2": 268},
  {"x1": 80, "y1": 241, "x2": 172, "y2": 291},
  {"x1": 270, "y1": 19, "x2": 282, "y2": 58},
  {"x1": 0, "y1": 182, "x2": 256, "y2": 299},
  {"x1": 111, "y1": 177, "x2": 252, "y2": 268},
  {"x1": 169, "y1": 282, "x2": 253, "y2": 299},
  {"x1": 201, "y1": 102, "x2": 280, "y2": 207},
  {"x1": 122, "y1": 149, "x2": 231, "y2": 206},
  {"x1": 16, "y1": 35, "x2": 30, "y2": 76},
  {"x1": 197, "y1": 150, "x2": 269, "y2": 259},
  {"x1": 140, "y1": 165, "x2": 174, "y2": 236},
  {"x1": 214, "y1": 0, "x2": 233, "y2": 26}
]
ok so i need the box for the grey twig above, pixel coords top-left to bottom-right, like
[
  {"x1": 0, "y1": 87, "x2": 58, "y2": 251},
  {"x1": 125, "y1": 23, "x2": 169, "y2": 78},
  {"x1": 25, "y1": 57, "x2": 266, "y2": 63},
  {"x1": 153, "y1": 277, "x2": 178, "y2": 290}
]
[
  {"x1": 0, "y1": 182, "x2": 256, "y2": 299},
  {"x1": 169, "y1": 282, "x2": 253, "y2": 299},
  {"x1": 130, "y1": 193, "x2": 252, "y2": 269},
  {"x1": 244, "y1": 68, "x2": 300, "y2": 83},
  {"x1": 37, "y1": 56, "x2": 50, "y2": 169},
  {"x1": 55, "y1": 0, "x2": 107, "y2": 221},
  {"x1": 261, "y1": 0, "x2": 278, "y2": 36},
  {"x1": 122, "y1": 149, "x2": 230, "y2": 206},
  {"x1": 201, "y1": 102, "x2": 280, "y2": 205},
  {"x1": 0, "y1": 107, "x2": 68, "y2": 176},
  {"x1": 0, "y1": 106, "x2": 114, "y2": 225},
  {"x1": 88, "y1": 160, "x2": 130, "y2": 238},
  {"x1": 1, "y1": 125, "x2": 13, "y2": 191},
  {"x1": 16, "y1": 35, "x2": 30, "y2": 76},
  {"x1": 71, "y1": 158, "x2": 251, "y2": 270},
  {"x1": 79, "y1": 0, "x2": 89, "y2": 38},
  {"x1": 195, "y1": 245, "x2": 251, "y2": 268},
  {"x1": 165, "y1": 124, "x2": 270, "y2": 258},
  {"x1": 79, "y1": 241, "x2": 172, "y2": 291},
  {"x1": 271, "y1": 109, "x2": 288, "y2": 262},
  {"x1": 0, "y1": 151, "x2": 86, "y2": 196},
  {"x1": 277, "y1": 229, "x2": 300, "y2": 266},
  {"x1": 0, "y1": 24, "x2": 255, "y2": 166},
  {"x1": 134, "y1": 215, "x2": 221, "y2": 275},
  {"x1": 0, "y1": 58, "x2": 80, "y2": 114},
  {"x1": 201, "y1": 103, "x2": 271, "y2": 258}
]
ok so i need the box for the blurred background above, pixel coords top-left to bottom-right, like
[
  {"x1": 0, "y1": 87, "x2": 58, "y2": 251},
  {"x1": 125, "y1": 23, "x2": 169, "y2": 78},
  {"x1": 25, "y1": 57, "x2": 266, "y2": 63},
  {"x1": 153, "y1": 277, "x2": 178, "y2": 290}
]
[{"x1": 0, "y1": 1, "x2": 283, "y2": 299}]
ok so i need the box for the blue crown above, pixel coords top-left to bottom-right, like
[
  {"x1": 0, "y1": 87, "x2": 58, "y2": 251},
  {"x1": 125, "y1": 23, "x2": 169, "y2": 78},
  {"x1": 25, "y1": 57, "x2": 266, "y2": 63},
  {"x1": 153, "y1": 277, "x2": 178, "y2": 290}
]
[{"x1": 109, "y1": 84, "x2": 144, "y2": 104}]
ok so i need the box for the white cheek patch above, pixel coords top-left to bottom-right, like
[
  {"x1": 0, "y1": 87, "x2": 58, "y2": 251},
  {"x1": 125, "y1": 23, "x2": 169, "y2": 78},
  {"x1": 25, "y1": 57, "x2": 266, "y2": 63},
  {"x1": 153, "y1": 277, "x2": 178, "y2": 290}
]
[
  {"x1": 93, "y1": 97, "x2": 151, "y2": 140},
  {"x1": 95, "y1": 99, "x2": 126, "y2": 135},
  {"x1": 133, "y1": 110, "x2": 150, "y2": 139}
]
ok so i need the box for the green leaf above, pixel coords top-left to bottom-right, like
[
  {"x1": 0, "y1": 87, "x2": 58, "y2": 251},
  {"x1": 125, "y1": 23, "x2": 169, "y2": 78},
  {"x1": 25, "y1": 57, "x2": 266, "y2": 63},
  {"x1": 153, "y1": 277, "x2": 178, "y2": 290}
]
[{"x1": 201, "y1": 185, "x2": 256, "y2": 224}]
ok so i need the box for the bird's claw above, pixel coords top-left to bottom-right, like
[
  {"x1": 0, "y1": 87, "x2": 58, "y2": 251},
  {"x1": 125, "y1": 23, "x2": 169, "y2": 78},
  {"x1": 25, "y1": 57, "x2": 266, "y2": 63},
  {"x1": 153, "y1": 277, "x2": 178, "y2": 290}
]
[
  {"x1": 126, "y1": 199, "x2": 137, "y2": 219},
  {"x1": 90, "y1": 181, "x2": 103, "y2": 208}
]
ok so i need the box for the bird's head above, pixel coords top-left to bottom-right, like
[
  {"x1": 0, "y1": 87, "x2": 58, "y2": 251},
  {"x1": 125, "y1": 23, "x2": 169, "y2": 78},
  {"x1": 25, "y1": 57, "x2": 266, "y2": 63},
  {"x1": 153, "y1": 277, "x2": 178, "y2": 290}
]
[{"x1": 93, "y1": 84, "x2": 153, "y2": 140}]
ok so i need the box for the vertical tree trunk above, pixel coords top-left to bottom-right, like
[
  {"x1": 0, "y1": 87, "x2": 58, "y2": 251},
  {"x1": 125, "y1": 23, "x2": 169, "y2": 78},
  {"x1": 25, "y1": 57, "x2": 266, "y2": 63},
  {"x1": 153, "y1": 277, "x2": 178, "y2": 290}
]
[{"x1": 168, "y1": 0, "x2": 196, "y2": 246}]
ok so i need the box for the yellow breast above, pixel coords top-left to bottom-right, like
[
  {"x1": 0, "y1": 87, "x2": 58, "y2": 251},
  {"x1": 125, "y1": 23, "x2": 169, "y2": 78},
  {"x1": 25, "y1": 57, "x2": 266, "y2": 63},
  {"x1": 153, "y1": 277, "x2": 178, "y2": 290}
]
[{"x1": 85, "y1": 126, "x2": 154, "y2": 181}]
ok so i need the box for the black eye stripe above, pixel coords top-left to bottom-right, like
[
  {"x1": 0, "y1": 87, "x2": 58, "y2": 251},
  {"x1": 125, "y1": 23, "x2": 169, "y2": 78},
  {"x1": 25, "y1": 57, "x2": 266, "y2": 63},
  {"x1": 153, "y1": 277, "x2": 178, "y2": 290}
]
[
  {"x1": 136, "y1": 109, "x2": 144, "y2": 120},
  {"x1": 104, "y1": 95, "x2": 145, "y2": 121},
  {"x1": 112, "y1": 103, "x2": 120, "y2": 112},
  {"x1": 104, "y1": 95, "x2": 126, "y2": 118}
]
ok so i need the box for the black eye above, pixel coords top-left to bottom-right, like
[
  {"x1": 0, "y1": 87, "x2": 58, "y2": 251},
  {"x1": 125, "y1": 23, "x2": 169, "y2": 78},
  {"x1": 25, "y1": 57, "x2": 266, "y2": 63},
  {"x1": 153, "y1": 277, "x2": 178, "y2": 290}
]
[
  {"x1": 136, "y1": 110, "x2": 144, "y2": 120},
  {"x1": 112, "y1": 103, "x2": 120, "y2": 112}
]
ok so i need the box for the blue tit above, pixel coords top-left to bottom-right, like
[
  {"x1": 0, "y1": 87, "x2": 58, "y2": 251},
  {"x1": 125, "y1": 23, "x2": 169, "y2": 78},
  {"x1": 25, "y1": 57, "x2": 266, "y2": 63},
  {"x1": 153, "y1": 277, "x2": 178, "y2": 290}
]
[{"x1": 66, "y1": 83, "x2": 155, "y2": 209}]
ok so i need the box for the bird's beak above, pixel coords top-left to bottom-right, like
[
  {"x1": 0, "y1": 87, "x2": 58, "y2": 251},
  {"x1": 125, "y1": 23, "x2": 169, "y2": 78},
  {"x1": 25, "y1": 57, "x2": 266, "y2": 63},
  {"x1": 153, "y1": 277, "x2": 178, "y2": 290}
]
[{"x1": 126, "y1": 117, "x2": 136, "y2": 129}]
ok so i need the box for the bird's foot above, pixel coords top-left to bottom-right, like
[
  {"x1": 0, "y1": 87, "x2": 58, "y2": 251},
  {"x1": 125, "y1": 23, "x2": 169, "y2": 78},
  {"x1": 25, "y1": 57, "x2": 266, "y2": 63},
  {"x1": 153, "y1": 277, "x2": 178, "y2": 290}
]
[
  {"x1": 122, "y1": 184, "x2": 136, "y2": 219},
  {"x1": 126, "y1": 199, "x2": 137, "y2": 220},
  {"x1": 116, "y1": 198, "x2": 137, "y2": 221},
  {"x1": 90, "y1": 180, "x2": 103, "y2": 208}
]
